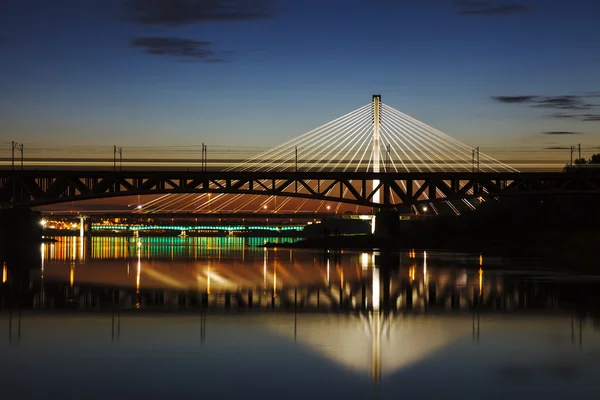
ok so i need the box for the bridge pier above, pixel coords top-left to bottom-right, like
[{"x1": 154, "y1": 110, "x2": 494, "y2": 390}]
[
  {"x1": 0, "y1": 208, "x2": 42, "y2": 303},
  {"x1": 374, "y1": 210, "x2": 400, "y2": 237},
  {"x1": 0, "y1": 208, "x2": 42, "y2": 248},
  {"x1": 79, "y1": 216, "x2": 92, "y2": 238}
]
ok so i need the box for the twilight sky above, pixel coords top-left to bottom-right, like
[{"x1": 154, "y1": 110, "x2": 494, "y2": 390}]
[{"x1": 1, "y1": 0, "x2": 599, "y2": 164}]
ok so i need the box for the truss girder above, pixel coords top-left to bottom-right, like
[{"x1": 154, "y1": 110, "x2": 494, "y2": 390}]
[{"x1": 1, "y1": 171, "x2": 599, "y2": 208}]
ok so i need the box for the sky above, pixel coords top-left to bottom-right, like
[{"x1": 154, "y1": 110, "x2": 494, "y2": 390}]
[{"x1": 1, "y1": 0, "x2": 599, "y2": 164}]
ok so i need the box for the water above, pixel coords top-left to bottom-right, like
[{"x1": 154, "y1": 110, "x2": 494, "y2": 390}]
[{"x1": 1, "y1": 236, "x2": 600, "y2": 399}]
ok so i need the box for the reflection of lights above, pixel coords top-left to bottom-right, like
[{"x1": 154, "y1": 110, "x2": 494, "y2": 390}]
[
  {"x1": 2, "y1": 262, "x2": 7, "y2": 283},
  {"x1": 263, "y1": 249, "x2": 267, "y2": 293},
  {"x1": 207, "y1": 265, "x2": 211, "y2": 295},
  {"x1": 273, "y1": 263, "x2": 277, "y2": 297},
  {"x1": 41, "y1": 243, "x2": 45, "y2": 278},
  {"x1": 372, "y1": 311, "x2": 381, "y2": 385},
  {"x1": 479, "y1": 268, "x2": 483, "y2": 296},
  {"x1": 69, "y1": 262, "x2": 75, "y2": 287},
  {"x1": 372, "y1": 267, "x2": 380, "y2": 311},
  {"x1": 326, "y1": 258, "x2": 330, "y2": 284},
  {"x1": 79, "y1": 237, "x2": 84, "y2": 261},
  {"x1": 361, "y1": 253, "x2": 369, "y2": 269},
  {"x1": 423, "y1": 251, "x2": 427, "y2": 285},
  {"x1": 409, "y1": 265, "x2": 415, "y2": 282},
  {"x1": 136, "y1": 248, "x2": 141, "y2": 308},
  {"x1": 479, "y1": 253, "x2": 483, "y2": 266}
]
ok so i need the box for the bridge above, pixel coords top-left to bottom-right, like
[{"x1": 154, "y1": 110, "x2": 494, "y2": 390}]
[
  {"x1": 1, "y1": 95, "x2": 599, "y2": 214},
  {"x1": 2, "y1": 170, "x2": 600, "y2": 210}
]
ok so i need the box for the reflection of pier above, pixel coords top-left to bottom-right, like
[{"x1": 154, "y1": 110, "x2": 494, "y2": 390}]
[{"x1": 19, "y1": 269, "x2": 593, "y2": 314}]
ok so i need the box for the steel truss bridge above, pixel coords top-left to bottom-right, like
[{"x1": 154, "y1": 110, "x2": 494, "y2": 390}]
[
  {"x1": 2, "y1": 170, "x2": 600, "y2": 209},
  {"x1": 2, "y1": 95, "x2": 599, "y2": 212}
]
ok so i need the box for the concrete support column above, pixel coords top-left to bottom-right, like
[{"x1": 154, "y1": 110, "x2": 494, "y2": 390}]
[
  {"x1": 78, "y1": 216, "x2": 92, "y2": 238},
  {"x1": 374, "y1": 210, "x2": 400, "y2": 237}
]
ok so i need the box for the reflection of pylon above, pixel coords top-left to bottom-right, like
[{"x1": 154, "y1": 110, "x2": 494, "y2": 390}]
[
  {"x1": 358, "y1": 310, "x2": 391, "y2": 386},
  {"x1": 372, "y1": 311, "x2": 382, "y2": 385}
]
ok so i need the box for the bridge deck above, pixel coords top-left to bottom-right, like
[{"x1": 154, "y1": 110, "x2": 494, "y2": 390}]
[{"x1": 2, "y1": 169, "x2": 599, "y2": 208}]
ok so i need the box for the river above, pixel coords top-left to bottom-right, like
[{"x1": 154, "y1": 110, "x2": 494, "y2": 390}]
[{"x1": 1, "y1": 236, "x2": 599, "y2": 399}]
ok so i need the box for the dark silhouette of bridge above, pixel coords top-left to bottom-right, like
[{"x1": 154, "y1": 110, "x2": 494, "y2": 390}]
[
  {"x1": 2, "y1": 169, "x2": 600, "y2": 209},
  {"x1": 2, "y1": 96, "x2": 599, "y2": 212}
]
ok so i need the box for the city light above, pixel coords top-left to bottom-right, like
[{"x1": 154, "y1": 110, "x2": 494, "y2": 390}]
[
  {"x1": 422, "y1": 206, "x2": 428, "y2": 213},
  {"x1": 40, "y1": 219, "x2": 47, "y2": 227}
]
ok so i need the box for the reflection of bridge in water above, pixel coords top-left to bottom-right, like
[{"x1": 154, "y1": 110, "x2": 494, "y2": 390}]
[
  {"x1": 10, "y1": 244, "x2": 598, "y2": 315},
  {"x1": 2, "y1": 243, "x2": 600, "y2": 385}
]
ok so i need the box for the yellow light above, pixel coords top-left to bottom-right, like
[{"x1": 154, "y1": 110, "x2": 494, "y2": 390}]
[
  {"x1": 273, "y1": 263, "x2": 277, "y2": 297},
  {"x1": 207, "y1": 265, "x2": 211, "y2": 294},
  {"x1": 69, "y1": 262, "x2": 75, "y2": 287},
  {"x1": 40, "y1": 219, "x2": 47, "y2": 227},
  {"x1": 423, "y1": 251, "x2": 427, "y2": 285},
  {"x1": 479, "y1": 268, "x2": 483, "y2": 296},
  {"x1": 479, "y1": 253, "x2": 483, "y2": 266},
  {"x1": 2, "y1": 262, "x2": 7, "y2": 283}
]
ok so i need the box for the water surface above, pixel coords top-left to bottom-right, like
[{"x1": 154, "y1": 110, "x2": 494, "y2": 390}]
[{"x1": 1, "y1": 236, "x2": 599, "y2": 399}]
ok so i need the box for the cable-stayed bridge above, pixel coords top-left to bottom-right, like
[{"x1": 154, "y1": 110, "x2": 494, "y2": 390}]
[{"x1": 1, "y1": 96, "x2": 599, "y2": 215}]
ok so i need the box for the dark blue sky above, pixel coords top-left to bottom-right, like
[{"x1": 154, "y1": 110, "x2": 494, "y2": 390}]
[{"x1": 1, "y1": 0, "x2": 599, "y2": 160}]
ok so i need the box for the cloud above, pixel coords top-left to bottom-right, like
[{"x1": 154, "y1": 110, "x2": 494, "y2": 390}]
[
  {"x1": 454, "y1": 1, "x2": 531, "y2": 16},
  {"x1": 126, "y1": 0, "x2": 273, "y2": 25},
  {"x1": 131, "y1": 37, "x2": 225, "y2": 62},
  {"x1": 492, "y1": 94, "x2": 600, "y2": 111},
  {"x1": 551, "y1": 113, "x2": 600, "y2": 122},
  {"x1": 493, "y1": 94, "x2": 600, "y2": 121},
  {"x1": 542, "y1": 131, "x2": 582, "y2": 135},
  {"x1": 493, "y1": 95, "x2": 537, "y2": 104},
  {"x1": 531, "y1": 95, "x2": 595, "y2": 111}
]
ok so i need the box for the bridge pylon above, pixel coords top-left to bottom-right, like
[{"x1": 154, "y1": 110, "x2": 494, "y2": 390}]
[
  {"x1": 372, "y1": 94, "x2": 382, "y2": 206},
  {"x1": 372, "y1": 95, "x2": 382, "y2": 234}
]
